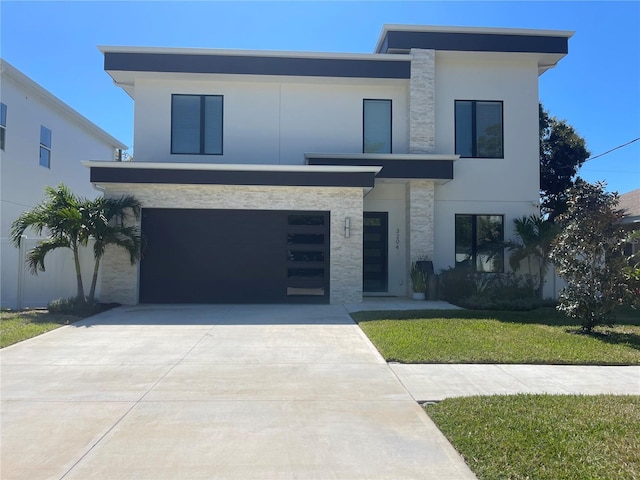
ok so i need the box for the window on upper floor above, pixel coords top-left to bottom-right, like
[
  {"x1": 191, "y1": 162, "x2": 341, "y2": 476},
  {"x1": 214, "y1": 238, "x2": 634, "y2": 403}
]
[
  {"x1": 455, "y1": 100, "x2": 503, "y2": 158},
  {"x1": 171, "y1": 94, "x2": 223, "y2": 155},
  {"x1": 39, "y1": 125, "x2": 52, "y2": 168},
  {"x1": 455, "y1": 214, "x2": 504, "y2": 272},
  {"x1": 363, "y1": 99, "x2": 392, "y2": 154},
  {"x1": 0, "y1": 103, "x2": 6, "y2": 150}
]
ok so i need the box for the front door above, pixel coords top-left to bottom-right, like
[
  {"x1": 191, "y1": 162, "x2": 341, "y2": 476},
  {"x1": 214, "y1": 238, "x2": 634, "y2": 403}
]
[{"x1": 363, "y1": 212, "x2": 388, "y2": 292}]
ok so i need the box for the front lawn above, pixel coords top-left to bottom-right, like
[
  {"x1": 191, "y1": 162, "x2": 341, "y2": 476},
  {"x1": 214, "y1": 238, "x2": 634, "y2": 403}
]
[
  {"x1": 426, "y1": 394, "x2": 640, "y2": 480},
  {"x1": 1, "y1": 309, "x2": 80, "y2": 348},
  {"x1": 353, "y1": 308, "x2": 640, "y2": 364}
]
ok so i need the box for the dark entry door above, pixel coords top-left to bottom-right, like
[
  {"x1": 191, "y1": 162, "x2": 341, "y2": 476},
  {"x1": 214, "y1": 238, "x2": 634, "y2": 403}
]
[{"x1": 363, "y1": 212, "x2": 388, "y2": 292}]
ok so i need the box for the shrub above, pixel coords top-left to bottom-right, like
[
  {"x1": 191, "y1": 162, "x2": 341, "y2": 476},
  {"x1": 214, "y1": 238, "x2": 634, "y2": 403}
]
[
  {"x1": 550, "y1": 180, "x2": 629, "y2": 332},
  {"x1": 438, "y1": 266, "x2": 476, "y2": 303},
  {"x1": 458, "y1": 295, "x2": 542, "y2": 311},
  {"x1": 47, "y1": 297, "x2": 103, "y2": 316},
  {"x1": 439, "y1": 268, "x2": 542, "y2": 310}
]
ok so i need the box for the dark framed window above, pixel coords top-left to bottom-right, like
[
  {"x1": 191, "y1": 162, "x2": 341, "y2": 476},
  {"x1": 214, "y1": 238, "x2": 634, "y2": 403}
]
[
  {"x1": 286, "y1": 212, "x2": 329, "y2": 298},
  {"x1": 455, "y1": 214, "x2": 504, "y2": 272},
  {"x1": 171, "y1": 94, "x2": 223, "y2": 155},
  {"x1": 0, "y1": 102, "x2": 6, "y2": 150},
  {"x1": 39, "y1": 125, "x2": 51, "y2": 168},
  {"x1": 363, "y1": 99, "x2": 392, "y2": 154},
  {"x1": 455, "y1": 100, "x2": 503, "y2": 158}
]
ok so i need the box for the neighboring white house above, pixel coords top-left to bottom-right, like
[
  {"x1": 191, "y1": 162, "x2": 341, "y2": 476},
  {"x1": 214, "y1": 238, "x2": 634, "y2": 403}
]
[
  {"x1": 0, "y1": 59, "x2": 127, "y2": 309},
  {"x1": 620, "y1": 188, "x2": 640, "y2": 259},
  {"x1": 89, "y1": 24, "x2": 573, "y2": 305}
]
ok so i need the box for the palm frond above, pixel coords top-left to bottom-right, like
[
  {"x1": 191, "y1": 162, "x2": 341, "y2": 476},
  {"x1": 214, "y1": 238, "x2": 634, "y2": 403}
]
[{"x1": 25, "y1": 236, "x2": 71, "y2": 274}]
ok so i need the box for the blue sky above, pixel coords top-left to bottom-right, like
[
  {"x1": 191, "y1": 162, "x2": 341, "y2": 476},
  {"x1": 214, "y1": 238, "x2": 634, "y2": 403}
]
[{"x1": 2, "y1": 1, "x2": 638, "y2": 194}]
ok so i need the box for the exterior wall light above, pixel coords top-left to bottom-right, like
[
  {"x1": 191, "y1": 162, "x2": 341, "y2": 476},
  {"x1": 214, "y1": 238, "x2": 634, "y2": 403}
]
[{"x1": 345, "y1": 217, "x2": 351, "y2": 238}]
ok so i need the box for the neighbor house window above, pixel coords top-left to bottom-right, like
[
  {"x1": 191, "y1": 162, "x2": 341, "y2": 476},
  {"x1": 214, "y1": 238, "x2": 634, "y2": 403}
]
[
  {"x1": 363, "y1": 99, "x2": 392, "y2": 154},
  {"x1": 455, "y1": 214, "x2": 504, "y2": 272},
  {"x1": 39, "y1": 126, "x2": 52, "y2": 168},
  {"x1": 171, "y1": 94, "x2": 223, "y2": 155},
  {"x1": 455, "y1": 100, "x2": 503, "y2": 158},
  {"x1": 0, "y1": 103, "x2": 6, "y2": 150}
]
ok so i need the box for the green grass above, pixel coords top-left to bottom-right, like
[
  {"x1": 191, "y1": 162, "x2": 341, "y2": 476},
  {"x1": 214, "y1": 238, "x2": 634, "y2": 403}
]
[
  {"x1": 0, "y1": 309, "x2": 80, "y2": 348},
  {"x1": 426, "y1": 394, "x2": 640, "y2": 480},
  {"x1": 353, "y1": 307, "x2": 640, "y2": 364}
]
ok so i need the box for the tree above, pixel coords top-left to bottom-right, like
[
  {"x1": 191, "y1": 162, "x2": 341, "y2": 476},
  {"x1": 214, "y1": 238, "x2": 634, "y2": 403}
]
[
  {"x1": 11, "y1": 184, "x2": 142, "y2": 304},
  {"x1": 539, "y1": 104, "x2": 590, "y2": 222},
  {"x1": 506, "y1": 214, "x2": 559, "y2": 299},
  {"x1": 11, "y1": 184, "x2": 87, "y2": 301},
  {"x1": 550, "y1": 180, "x2": 628, "y2": 332},
  {"x1": 82, "y1": 196, "x2": 142, "y2": 303}
]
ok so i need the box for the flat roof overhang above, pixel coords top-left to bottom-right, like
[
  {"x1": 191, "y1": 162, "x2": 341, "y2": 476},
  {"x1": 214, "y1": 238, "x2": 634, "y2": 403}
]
[
  {"x1": 102, "y1": 48, "x2": 411, "y2": 79},
  {"x1": 376, "y1": 25, "x2": 573, "y2": 54},
  {"x1": 375, "y1": 25, "x2": 573, "y2": 74},
  {"x1": 305, "y1": 153, "x2": 457, "y2": 184},
  {"x1": 83, "y1": 161, "x2": 381, "y2": 191}
]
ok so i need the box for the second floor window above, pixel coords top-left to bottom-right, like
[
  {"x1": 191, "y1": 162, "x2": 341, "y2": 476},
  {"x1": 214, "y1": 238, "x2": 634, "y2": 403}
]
[
  {"x1": 363, "y1": 99, "x2": 392, "y2": 154},
  {"x1": 0, "y1": 103, "x2": 6, "y2": 150},
  {"x1": 39, "y1": 126, "x2": 52, "y2": 168},
  {"x1": 455, "y1": 100, "x2": 503, "y2": 158},
  {"x1": 171, "y1": 94, "x2": 223, "y2": 155}
]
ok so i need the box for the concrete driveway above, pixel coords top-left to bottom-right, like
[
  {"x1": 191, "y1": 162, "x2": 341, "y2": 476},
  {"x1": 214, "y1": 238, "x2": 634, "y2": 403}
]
[{"x1": 1, "y1": 304, "x2": 475, "y2": 480}]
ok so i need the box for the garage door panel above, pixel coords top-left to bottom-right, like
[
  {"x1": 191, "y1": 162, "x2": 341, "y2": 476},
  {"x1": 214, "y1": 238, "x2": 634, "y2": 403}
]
[{"x1": 140, "y1": 209, "x2": 328, "y2": 304}]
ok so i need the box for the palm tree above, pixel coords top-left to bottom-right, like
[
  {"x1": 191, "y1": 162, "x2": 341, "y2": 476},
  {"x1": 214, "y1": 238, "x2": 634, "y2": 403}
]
[
  {"x1": 11, "y1": 184, "x2": 142, "y2": 304},
  {"x1": 11, "y1": 184, "x2": 87, "y2": 301},
  {"x1": 506, "y1": 214, "x2": 559, "y2": 299},
  {"x1": 82, "y1": 196, "x2": 142, "y2": 303}
]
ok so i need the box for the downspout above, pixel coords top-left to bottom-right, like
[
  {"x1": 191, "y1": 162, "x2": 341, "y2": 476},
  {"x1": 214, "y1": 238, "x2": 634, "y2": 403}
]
[{"x1": 17, "y1": 234, "x2": 26, "y2": 309}]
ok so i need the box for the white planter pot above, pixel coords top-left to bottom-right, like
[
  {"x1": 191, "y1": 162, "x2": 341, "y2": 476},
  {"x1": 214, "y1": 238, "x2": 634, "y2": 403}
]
[{"x1": 412, "y1": 292, "x2": 426, "y2": 300}]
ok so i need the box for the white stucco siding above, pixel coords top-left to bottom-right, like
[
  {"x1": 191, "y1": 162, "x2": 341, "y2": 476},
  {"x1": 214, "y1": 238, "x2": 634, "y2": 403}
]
[
  {"x1": 132, "y1": 77, "x2": 408, "y2": 165},
  {"x1": 434, "y1": 54, "x2": 541, "y2": 205},
  {"x1": 0, "y1": 74, "x2": 117, "y2": 237},
  {"x1": 429, "y1": 54, "x2": 541, "y2": 274}
]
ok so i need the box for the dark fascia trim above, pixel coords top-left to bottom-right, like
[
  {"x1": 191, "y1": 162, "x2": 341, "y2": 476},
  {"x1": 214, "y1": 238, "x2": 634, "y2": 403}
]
[
  {"x1": 378, "y1": 30, "x2": 568, "y2": 54},
  {"x1": 90, "y1": 166, "x2": 376, "y2": 188},
  {"x1": 104, "y1": 52, "x2": 411, "y2": 79},
  {"x1": 307, "y1": 157, "x2": 453, "y2": 180}
]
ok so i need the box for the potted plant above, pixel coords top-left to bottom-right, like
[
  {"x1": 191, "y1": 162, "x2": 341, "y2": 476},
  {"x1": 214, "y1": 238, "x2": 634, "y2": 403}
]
[{"x1": 410, "y1": 262, "x2": 426, "y2": 300}]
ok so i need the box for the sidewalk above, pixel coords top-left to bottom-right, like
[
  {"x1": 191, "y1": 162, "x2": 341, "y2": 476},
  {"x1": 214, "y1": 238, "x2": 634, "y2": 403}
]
[
  {"x1": 391, "y1": 363, "x2": 640, "y2": 402},
  {"x1": 347, "y1": 298, "x2": 640, "y2": 402}
]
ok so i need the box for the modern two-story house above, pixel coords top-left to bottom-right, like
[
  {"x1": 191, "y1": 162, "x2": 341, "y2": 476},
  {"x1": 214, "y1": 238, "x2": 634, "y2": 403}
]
[{"x1": 88, "y1": 24, "x2": 573, "y2": 305}]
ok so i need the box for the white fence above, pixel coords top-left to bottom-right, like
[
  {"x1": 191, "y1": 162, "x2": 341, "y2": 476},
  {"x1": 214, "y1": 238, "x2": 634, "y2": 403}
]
[{"x1": 1, "y1": 236, "x2": 100, "y2": 310}]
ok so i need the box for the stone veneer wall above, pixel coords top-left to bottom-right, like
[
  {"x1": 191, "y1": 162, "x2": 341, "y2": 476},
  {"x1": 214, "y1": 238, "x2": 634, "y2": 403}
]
[
  {"x1": 405, "y1": 180, "x2": 435, "y2": 266},
  {"x1": 406, "y1": 49, "x2": 437, "y2": 294},
  {"x1": 100, "y1": 183, "x2": 364, "y2": 305},
  {"x1": 409, "y1": 49, "x2": 436, "y2": 154}
]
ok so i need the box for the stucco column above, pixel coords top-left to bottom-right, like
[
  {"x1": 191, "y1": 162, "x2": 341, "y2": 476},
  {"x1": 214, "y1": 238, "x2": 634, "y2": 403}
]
[{"x1": 409, "y1": 48, "x2": 436, "y2": 153}]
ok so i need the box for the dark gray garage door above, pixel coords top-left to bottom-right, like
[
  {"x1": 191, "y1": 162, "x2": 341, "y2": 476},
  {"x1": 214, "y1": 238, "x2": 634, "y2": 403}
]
[{"x1": 139, "y1": 208, "x2": 329, "y2": 304}]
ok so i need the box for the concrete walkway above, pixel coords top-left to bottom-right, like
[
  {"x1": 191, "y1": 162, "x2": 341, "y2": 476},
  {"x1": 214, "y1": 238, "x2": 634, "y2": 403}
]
[
  {"x1": 350, "y1": 298, "x2": 640, "y2": 402},
  {"x1": 391, "y1": 364, "x2": 640, "y2": 402},
  {"x1": 1, "y1": 304, "x2": 476, "y2": 480}
]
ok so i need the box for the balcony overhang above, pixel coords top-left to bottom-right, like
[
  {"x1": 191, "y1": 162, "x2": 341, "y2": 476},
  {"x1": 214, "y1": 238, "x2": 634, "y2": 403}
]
[
  {"x1": 305, "y1": 153, "x2": 457, "y2": 184},
  {"x1": 83, "y1": 161, "x2": 381, "y2": 192}
]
